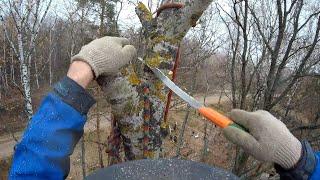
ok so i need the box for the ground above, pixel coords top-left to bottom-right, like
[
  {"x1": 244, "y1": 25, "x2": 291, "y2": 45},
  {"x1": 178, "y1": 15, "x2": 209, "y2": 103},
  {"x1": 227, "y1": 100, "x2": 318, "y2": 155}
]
[
  {"x1": 66, "y1": 93, "x2": 236, "y2": 179},
  {"x1": 0, "y1": 91, "x2": 268, "y2": 179}
]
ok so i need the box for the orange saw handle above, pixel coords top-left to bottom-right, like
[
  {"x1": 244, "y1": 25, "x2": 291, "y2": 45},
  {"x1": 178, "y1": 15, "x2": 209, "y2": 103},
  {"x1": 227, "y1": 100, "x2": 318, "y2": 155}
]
[{"x1": 198, "y1": 107, "x2": 247, "y2": 131}]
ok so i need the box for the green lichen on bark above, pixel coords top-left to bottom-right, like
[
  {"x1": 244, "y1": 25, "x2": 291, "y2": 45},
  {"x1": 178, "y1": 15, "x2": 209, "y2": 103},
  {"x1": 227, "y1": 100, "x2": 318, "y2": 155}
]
[
  {"x1": 100, "y1": 0, "x2": 213, "y2": 162},
  {"x1": 137, "y1": 2, "x2": 152, "y2": 21}
]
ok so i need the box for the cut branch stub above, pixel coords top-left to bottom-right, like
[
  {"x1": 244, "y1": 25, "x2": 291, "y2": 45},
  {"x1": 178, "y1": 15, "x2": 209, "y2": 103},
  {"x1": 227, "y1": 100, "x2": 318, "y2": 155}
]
[{"x1": 99, "y1": 0, "x2": 213, "y2": 162}]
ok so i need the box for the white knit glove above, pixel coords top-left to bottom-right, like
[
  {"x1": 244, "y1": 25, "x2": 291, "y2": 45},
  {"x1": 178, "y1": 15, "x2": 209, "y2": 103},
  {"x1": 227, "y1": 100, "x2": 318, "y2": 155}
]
[
  {"x1": 223, "y1": 109, "x2": 302, "y2": 169},
  {"x1": 71, "y1": 36, "x2": 136, "y2": 77}
]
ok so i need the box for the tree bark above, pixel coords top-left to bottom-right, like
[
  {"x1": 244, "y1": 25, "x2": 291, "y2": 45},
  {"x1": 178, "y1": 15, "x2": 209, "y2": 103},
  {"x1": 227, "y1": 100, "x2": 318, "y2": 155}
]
[
  {"x1": 11, "y1": 49, "x2": 15, "y2": 84},
  {"x1": 98, "y1": 0, "x2": 213, "y2": 160},
  {"x1": 17, "y1": 25, "x2": 33, "y2": 119},
  {"x1": 3, "y1": 30, "x2": 8, "y2": 89},
  {"x1": 98, "y1": 1, "x2": 106, "y2": 37},
  {"x1": 201, "y1": 71, "x2": 210, "y2": 161},
  {"x1": 81, "y1": 136, "x2": 86, "y2": 178},
  {"x1": 34, "y1": 48, "x2": 40, "y2": 89},
  {"x1": 239, "y1": 0, "x2": 249, "y2": 109},
  {"x1": 96, "y1": 101, "x2": 104, "y2": 168}
]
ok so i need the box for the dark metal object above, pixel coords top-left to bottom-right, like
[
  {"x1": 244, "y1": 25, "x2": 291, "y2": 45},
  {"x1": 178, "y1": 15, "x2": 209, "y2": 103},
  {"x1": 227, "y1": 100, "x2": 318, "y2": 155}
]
[{"x1": 86, "y1": 158, "x2": 239, "y2": 180}]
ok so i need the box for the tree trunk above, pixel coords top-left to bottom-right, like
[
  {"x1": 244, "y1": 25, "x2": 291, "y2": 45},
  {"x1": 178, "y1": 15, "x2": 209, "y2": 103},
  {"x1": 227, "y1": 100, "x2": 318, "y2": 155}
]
[
  {"x1": 81, "y1": 137, "x2": 86, "y2": 178},
  {"x1": 20, "y1": 61, "x2": 33, "y2": 119},
  {"x1": 49, "y1": 27, "x2": 54, "y2": 86},
  {"x1": 11, "y1": 49, "x2": 15, "y2": 84},
  {"x1": 49, "y1": 54, "x2": 52, "y2": 86},
  {"x1": 98, "y1": 1, "x2": 213, "y2": 160},
  {"x1": 0, "y1": 69, "x2": 2, "y2": 99},
  {"x1": 34, "y1": 51, "x2": 40, "y2": 89},
  {"x1": 239, "y1": 0, "x2": 249, "y2": 110},
  {"x1": 176, "y1": 105, "x2": 191, "y2": 157},
  {"x1": 233, "y1": 148, "x2": 250, "y2": 175},
  {"x1": 96, "y1": 101, "x2": 104, "y2": 168},
  {"x1": 176, "y1": 67, "x2": 198, "y2": 157},
  {"x1": 10, "y1": 1, "x2": 34, "y2": 120},
  {"x1": 201, "y1": 66, "x2": 210, "y2": 161},
  {"x1": 99, "y1": 1, "x2": 106, "y2": 37},
  {"x1": 17, "y1": 31, "x2": 33, "y2": 119},
  {"x1": 230, "y1": 26, "x2": 240, "y2": 108},
  {"x1": 3, "y1": 32, "x2": 8, "y2": 89}
]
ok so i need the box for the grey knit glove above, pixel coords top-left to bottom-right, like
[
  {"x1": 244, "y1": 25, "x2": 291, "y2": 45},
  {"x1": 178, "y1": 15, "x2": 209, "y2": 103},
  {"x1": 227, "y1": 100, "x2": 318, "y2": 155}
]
[
  {"x1": 223, "y1": 109, "x2": 302, "y2": 169},
  {"x1": 72, "y1": 36, "x2": 136, "y2": 77}
]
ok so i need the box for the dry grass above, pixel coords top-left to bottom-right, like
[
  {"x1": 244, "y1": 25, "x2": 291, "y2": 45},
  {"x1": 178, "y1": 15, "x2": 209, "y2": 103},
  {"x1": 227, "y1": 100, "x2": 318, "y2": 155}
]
[
  {"x1": 0, "y1": 92, "x2": 237, "y2": 179},
  {"x1": 67, "y1": 129, "x2": 110, "y2": 179},
  {"x1": 163, "y1": 100, "x2": 235, "y2": 170}
]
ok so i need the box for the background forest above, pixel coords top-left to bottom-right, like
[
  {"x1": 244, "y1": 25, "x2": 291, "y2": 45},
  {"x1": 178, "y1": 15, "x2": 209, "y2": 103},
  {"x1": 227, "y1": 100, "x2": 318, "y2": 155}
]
[{"x1": 0, "y1": 0, "x2": 319, "y2": 179}]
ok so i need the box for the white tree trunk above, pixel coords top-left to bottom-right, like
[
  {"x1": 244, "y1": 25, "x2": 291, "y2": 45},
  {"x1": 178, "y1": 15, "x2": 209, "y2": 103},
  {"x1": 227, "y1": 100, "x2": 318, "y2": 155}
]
[
  {"x1": 20, "y1": 62, "x2": 33, "y2": 119},
  {"x1": 17, "y1": 24, "x2": 33, "y2": 119},
  {"x1": 2, "y1": 0, "x2": 52, "y2": 120}
]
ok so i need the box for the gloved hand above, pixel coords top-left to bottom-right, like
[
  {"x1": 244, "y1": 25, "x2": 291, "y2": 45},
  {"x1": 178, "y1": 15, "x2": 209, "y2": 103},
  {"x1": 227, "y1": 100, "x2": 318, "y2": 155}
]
[
  {"x1": 223, "y1": 109, "x2": 302, "y2": 169},
  {"x1": 71, "y1": 36, "x2": 137, "y2": 77}
]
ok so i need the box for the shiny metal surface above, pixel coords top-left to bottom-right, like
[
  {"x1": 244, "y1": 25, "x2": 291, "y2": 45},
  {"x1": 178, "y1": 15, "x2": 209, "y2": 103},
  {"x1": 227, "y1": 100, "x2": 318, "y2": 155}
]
[{"x1": 138, "y1": 57, "x2": 203, "y2": 109}]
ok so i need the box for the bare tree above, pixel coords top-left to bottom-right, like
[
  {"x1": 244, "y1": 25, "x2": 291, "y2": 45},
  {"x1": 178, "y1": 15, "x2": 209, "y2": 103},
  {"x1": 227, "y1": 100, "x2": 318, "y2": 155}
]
[
  {"x1": 0, "y1": 0, "x2": 52, "y2": 119},
  {"x1": 217, "y1": 0, "x2": 320, "y2": 176}
]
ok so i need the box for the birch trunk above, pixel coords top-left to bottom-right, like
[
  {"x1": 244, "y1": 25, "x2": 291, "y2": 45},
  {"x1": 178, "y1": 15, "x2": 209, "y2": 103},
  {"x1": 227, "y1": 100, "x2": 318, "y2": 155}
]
[
  {"x1": 17, "y1": 29, "x2": 33, "y2": 119},
  {"x1": 20, "y1": 61, "x2": 33, "y2": 119},
  {"x1": 1, "y1": 0, "x2": 51, "y2": 120},
  {"x1": 98, "y1": 0, "x2": 213, "y2": 160}
]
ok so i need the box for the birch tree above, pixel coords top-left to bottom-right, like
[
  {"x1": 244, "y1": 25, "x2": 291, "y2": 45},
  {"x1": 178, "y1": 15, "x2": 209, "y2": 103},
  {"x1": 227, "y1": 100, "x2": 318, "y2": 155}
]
[{"x1": 0, "y1": 0, "x2": 52, "y2": 119}]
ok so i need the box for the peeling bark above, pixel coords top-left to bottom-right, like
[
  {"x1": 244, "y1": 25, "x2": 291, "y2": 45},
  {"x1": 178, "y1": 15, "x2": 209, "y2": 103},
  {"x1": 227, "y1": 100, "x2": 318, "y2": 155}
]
[{"x1": 99, "y1": 1, "x2": 213, "y2": 160}]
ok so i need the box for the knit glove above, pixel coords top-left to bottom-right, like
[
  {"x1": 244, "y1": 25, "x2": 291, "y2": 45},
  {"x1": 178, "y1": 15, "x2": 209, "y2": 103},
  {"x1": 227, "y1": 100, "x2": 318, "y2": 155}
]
[
  {"x1": 71, "y1": 36, "x2": 136, "y2": 77},
  {"x1": 223, "y1": 109, "x2": 302, "y2": 169}
]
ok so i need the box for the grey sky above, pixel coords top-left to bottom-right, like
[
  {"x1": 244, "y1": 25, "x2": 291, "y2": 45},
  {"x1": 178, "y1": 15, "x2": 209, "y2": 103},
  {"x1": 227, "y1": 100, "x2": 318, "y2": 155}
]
[{"x1": 50, "y1": 0, "x2": 230, "y2": 32}]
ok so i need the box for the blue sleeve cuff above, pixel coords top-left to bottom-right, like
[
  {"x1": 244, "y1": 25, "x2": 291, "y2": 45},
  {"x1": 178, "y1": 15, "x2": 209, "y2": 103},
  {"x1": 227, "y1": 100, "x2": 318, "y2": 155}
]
[
  {"x1": 275, "y1": 140, "x2": 316, "y2": 180},
  {"x1": 53, "y1": 76, "x2": 96, "y2": 114}
]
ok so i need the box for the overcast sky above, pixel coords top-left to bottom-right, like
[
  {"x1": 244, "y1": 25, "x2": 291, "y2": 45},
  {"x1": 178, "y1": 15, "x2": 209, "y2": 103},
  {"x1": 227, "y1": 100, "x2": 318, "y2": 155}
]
[
  {"x1": 51, "y1": 0, "x2": 160, "y2": 30},
  {"x1": 50, "y1": 0, "x2": 230, "y2": 32}
]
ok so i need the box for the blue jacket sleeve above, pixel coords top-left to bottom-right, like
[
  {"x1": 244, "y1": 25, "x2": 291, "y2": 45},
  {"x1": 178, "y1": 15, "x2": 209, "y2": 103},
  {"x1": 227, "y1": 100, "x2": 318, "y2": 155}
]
[
  {"x1": 310, "y1": 153, "x2": 320, "y2": 180},
  {"x1": 9, "y1": 76, "x2": 95, "y2": 180},
  {"x1": 275, "y1": 140, "x2": 320, "y2": 180}
]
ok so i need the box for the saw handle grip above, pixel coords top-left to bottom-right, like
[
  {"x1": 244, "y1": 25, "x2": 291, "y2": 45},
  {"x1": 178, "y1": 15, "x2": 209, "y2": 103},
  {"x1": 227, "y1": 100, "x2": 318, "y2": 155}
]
[{"x1": 198, "y1": 107, "x2": 247, "y2": 131}]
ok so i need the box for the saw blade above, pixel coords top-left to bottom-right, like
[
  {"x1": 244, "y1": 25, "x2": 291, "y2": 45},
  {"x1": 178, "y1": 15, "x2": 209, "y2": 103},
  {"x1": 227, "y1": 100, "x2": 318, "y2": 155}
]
[{"x1": 138, "y1": 58, "x2": 202, "y2": 109}]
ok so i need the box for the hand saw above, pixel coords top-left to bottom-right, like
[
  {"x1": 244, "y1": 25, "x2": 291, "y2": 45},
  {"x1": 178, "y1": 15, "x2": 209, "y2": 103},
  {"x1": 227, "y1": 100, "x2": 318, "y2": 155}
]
[{"x1": 138, "y1": 57, "x2": 246, "y2": 131}]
